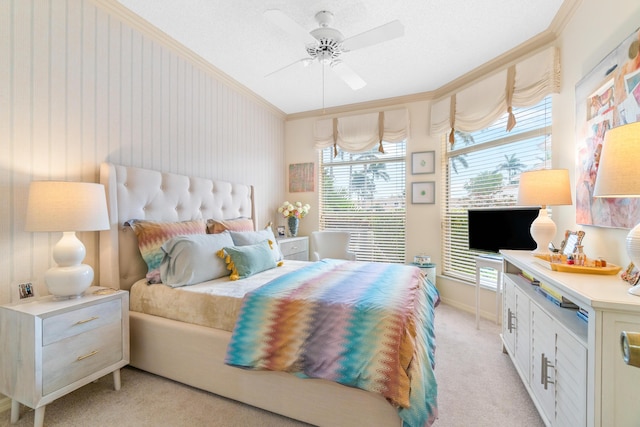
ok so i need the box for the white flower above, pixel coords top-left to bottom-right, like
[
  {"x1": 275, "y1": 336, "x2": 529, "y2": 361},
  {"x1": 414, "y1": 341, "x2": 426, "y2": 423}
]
[{"x1": 277, "y1": 201, "x2": 311, "y2": 218}]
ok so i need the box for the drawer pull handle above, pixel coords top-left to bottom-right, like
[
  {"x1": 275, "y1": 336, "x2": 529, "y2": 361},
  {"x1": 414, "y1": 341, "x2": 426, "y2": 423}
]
[
  {"x1": 77, "y1": 350, "x2": 99, "y2": 361},
  {"x1": 74, "y1": 316, "x2": 99, "y2": 325},
  {"x1": 290, "y1": 246, "x2": 298, "y2": 250}
]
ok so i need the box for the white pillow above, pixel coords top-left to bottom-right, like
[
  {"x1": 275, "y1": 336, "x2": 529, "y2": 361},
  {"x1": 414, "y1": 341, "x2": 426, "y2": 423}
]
[
  {"x1": 229, "y1": 226, "x2": 284, "y2": 262},
  {"x1": 160, "y1": 231, "x2": 234, "y2": 287}
]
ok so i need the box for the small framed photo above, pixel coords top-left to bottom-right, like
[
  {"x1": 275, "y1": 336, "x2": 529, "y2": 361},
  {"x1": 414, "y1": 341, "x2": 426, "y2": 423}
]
[
  {"x1": 412, "y1": 151, "x2": 435, "y2": 174},
  {"x1": 18, "y1": 282, "x2": 35, "y2": 300},
  {"x1": 412, "y1": 181, "x2": 435, "y2": 204},
  {"x1": 621, "y1": 262, "x2": 640, "y2": 285},
  {"x1": 277, "y1": 226, "x2": 286, "y2": 237}
]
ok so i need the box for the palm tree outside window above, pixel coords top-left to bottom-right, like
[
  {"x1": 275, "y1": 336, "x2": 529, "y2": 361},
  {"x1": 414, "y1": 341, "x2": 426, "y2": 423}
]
[{"x1": 442, "y1": 97, "x2": 552, "y2": 287}]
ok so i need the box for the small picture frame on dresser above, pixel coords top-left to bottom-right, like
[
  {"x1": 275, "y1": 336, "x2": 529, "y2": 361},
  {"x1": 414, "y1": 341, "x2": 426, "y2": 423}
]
[
  {"x1": 277, "y1": 226, "x2": 285, "y2": 237},
  {"x1": 621, "y1": 262, "x2": 640, "y2": 285}
]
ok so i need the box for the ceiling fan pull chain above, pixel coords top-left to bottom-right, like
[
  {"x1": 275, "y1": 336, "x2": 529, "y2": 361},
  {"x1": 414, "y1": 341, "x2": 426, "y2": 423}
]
[{"x1": 322, "y1": 62, "x2": 326, "y2": 114}]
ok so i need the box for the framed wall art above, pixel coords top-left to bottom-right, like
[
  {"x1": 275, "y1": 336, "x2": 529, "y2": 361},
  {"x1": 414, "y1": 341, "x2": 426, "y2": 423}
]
[
  {"x1": 412, "y1": 151, "x2": 435, "y2": 174},
  {"x1": 289, "y1": 162, "x2": 315, "y2": 193},
  {"x1": 412, "y1": 181, "x2": 435, "y2": 204},
  {"x1": 575, "y1": 26, "x2": 640, "y2": 228}
]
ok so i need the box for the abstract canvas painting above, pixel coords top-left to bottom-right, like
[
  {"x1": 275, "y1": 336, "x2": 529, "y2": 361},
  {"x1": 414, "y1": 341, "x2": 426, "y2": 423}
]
[
  {"x1": 289, "y1": 162, "x2": 315, "y2": 193},
  {"x1": 575, "y1": 27, "x2": 640, "y2": 228}
]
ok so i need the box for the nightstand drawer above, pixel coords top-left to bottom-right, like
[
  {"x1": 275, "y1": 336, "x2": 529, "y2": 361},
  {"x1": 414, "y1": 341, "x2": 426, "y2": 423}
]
[
  {"x1": 42, "y1": 322, "x2": 122, "y2": 395},
  {"x1": 43, "y1": 299, "x2": 122, "y2": 345},
  {"x1": 279, "y1": 238, "x2": 309, "y2": 257}
]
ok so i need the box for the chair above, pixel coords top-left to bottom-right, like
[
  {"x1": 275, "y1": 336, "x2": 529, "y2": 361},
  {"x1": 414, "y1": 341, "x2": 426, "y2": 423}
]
[{"x1": 311, "y1": 231, "x2": 356, "y2": 261}]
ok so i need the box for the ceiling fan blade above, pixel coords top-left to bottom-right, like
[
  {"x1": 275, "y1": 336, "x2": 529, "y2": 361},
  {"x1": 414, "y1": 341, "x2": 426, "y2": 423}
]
[
  {"x1": 264, "y1": 9, "x2": 316, "y2": 44},
  {"x1": 265, "y1": 58, "x2": 314, "y2": 78},
  {"x1": 341, "y1": 20, "x2": 404, "y2": 52},
  {"x1": 330, "y1": 61, "x2": 366, "y2": 90}
]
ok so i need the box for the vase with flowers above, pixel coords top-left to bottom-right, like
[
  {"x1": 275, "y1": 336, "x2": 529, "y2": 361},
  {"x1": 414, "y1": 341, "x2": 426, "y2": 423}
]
[{"x1": 278, "y1": 201, "x2": 310, "y2": 237}]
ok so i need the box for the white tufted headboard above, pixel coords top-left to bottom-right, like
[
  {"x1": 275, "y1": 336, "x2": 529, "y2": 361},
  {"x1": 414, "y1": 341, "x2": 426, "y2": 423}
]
[{"x1": 99, "y1": 163, "x2": 255, "y2": 290}]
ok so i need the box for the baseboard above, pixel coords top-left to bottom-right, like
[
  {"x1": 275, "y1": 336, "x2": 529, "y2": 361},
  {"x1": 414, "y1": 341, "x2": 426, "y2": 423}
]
[{"x1": 0, "y1": 395, "x2": 11, "y2": 414}]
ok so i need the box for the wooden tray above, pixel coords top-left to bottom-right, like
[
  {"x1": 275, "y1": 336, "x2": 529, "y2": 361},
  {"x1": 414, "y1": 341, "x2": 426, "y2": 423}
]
[{"x1": 534, "y1": 255, "x2": 621, "y2": 275}]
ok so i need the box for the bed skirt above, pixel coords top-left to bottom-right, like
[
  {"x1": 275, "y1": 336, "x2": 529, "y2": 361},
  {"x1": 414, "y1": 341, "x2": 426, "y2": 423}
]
[{"x1": 129, "y1": 311, "x2": 403, "y2": 427}]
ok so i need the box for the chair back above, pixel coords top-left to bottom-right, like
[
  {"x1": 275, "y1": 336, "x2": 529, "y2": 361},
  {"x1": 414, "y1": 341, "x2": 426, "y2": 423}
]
[{"x1": 311, "y1": 231, "x2": 356, "y2": 261}]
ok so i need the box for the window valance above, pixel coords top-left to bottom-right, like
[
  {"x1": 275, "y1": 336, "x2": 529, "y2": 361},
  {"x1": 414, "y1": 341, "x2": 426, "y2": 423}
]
[
  {"x1": 430, "y1": 46, "x2": 560, "y2": 140},
  {"x1": 314, "y1": 108, "x2": 409, "y2": 155}
]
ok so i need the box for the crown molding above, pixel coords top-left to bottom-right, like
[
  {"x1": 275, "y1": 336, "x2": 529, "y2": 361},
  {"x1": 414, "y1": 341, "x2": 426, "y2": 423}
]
[{"x1": 548, "y1": 0, "x2": 583, "y2": 36}]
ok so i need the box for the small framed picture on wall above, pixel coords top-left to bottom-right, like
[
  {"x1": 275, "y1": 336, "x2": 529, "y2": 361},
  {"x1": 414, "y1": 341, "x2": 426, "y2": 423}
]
[
  {"x1": 412, "y1": 181, "x2": 435, "y2": 204},
  {"x1": 412, "y1": 151, "x2": 435, "y2": 174}
]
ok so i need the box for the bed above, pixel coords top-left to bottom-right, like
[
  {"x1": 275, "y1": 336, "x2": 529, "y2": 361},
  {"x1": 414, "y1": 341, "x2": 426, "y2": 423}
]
[{"x1": 99, "y1": 162, "x2": 438, "y2": 427}]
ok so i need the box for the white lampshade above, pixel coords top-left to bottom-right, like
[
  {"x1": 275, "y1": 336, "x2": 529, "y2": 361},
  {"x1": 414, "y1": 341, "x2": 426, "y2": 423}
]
[
  {"x1": 518, "y1": 169, "x2": 572, "y2": 255},
  {"x1": 593, "y1": 122, "x2": 640, "y2": 296},
  {"x1": 26, "y1": 181, "x2": 110, "y2": 297}
]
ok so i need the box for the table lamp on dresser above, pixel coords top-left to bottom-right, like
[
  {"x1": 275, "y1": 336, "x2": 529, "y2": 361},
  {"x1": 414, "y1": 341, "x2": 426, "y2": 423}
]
[
  {"x1": 517, "y1": 168, "x2": 572, "y2": 255},
  {"x1": 25, "y1": 181, "x2": 110, "y2": 298},
  {"x1": 593, "y1": 121, "x2": 640, "y2": 296}
]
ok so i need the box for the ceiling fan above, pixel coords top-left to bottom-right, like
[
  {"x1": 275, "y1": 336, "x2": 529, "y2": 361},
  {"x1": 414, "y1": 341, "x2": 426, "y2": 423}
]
[{"x1": 264, "y1": 9, "x2": 404, "y2": 90}]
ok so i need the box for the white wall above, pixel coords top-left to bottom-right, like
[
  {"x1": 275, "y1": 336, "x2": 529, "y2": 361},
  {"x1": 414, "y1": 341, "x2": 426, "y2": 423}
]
[
  {"x1": 0, "y1": 0, "x2": 286, "y2": 305},
  {"x1": 284, "y1": 0, "x2": 640, "y2": 314}
]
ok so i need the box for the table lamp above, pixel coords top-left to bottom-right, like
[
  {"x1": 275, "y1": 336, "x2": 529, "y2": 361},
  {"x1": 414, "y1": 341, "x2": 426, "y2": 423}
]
[
  {"x1": 517, "y1": 169, "x2": 572, "y2": 255},
  {"x1": 25, "y1": 181, "x2": 110, "y2": 298},
  {"x1": 593, "y1": 121, "x2": 640, "y2": 296}
]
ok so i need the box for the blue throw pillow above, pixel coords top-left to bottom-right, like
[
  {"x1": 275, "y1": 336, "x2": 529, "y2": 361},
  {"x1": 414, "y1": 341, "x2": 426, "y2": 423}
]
[{"x1": 218, "y1": 240, "x2": 278, "y2": 280}]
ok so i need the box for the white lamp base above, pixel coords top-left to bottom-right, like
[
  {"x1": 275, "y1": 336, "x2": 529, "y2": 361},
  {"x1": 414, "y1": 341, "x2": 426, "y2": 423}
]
[
  {"x1": 45, "y1": 264, "x2": 94, "y2": 297},
  {"x1": 45, "y1": 231, "x2": 94, "y2": 297},
  {"x1": 627, "y1": 224, "x2": 640, "y2": 297},
  {"x1": 530, "y1": 208, "x2": 556, "y2": 255}
]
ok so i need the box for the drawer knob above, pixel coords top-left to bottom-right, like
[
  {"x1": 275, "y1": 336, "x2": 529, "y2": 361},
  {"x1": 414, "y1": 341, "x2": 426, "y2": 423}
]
[
  {"x1": 76, "y1": 350, "x2": 99, "y2": 361},
  {"x1": 74, "y1": 316, "x2": 99, "y2": 325}
]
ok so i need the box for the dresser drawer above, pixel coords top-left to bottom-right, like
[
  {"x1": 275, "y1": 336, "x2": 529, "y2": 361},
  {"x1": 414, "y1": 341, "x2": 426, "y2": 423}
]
[
  {"x1": 42, "y1": 321, "x2": 123, "y2": 395},
  {"x1": 42, "y1": 299, "x2": 122, "y2": 346}
]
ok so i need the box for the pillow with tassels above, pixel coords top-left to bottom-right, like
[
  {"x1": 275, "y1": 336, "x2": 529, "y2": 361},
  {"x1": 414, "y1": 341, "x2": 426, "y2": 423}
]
[{"x1": 217, "y1": 239, "x2": 282, "y2": 280}]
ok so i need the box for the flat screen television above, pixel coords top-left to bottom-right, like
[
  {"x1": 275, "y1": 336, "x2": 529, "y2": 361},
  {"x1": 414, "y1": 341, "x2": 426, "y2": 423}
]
[{"x1": 467, "y1": 207, "x2": 539, "y2": 253}]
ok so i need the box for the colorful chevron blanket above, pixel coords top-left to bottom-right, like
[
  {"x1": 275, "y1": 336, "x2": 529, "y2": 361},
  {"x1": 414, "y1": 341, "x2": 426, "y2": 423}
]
[{"x1": 225, "y1": 259, "x2": 439, "y2": 427}]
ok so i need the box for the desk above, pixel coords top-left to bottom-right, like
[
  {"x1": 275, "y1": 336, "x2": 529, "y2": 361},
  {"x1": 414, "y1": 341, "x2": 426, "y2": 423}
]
[{"x1": 474, "y1": 255, "x2": 504, "y2": 329}]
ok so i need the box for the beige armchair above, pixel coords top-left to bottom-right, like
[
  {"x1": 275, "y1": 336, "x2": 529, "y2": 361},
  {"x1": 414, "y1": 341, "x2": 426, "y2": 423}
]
[{"x1": 310, "y1": 231, "x2": 356, "y2": 261}]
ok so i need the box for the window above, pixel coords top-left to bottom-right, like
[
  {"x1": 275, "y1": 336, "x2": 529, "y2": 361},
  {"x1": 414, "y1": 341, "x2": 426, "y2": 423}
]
[
  {"x1": 319, "y1": 141, "x2": 406, "y2": 263},
  {"x1": 442, "y1": 97, "x2": 552, "y2": 287}
]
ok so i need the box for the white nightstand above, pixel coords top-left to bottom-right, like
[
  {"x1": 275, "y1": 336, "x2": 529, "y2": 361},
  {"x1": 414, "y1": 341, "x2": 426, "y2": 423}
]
[
  {"x1": 277, "y1": 236, "x2": 309, "y2": 261},
  {"x1": 0, "y1": 287, "x2": 129, "y2": 427}
]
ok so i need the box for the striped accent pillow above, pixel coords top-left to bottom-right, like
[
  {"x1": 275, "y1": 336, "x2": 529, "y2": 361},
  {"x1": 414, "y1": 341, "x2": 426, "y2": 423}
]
[
  {"x1": 127, "y1": 219, "x2": 206, "y2": 284},
  {"x1": 206, "y1": 217, "x2": 254, "y2": 234}
]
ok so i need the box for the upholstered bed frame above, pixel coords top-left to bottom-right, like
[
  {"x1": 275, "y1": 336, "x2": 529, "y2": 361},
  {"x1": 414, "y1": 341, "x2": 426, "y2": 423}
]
[{"x1": 98, "y1": 163, "x2": 402, "y2": 427}]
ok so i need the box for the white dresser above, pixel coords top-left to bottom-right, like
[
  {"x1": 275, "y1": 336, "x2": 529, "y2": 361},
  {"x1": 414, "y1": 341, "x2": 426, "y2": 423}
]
[
  {"x1": 277, "y1": 236, "x2": 309, "y2": 261},
  {"x1": 500, "y1": 250, "x2": 640, "y2": 426},
  {"x1": 0, "y1": 287, "x2": 129, "y2": 427}
]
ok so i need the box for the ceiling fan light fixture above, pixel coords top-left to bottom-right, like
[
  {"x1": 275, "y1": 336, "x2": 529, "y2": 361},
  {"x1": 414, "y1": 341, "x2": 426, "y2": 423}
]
[
  {"x1": 264, "y1": 9, "x2": 402, "y2": 92},
  {"x1": 307, "y1": 38, "x2": 342, "y2": 62}
]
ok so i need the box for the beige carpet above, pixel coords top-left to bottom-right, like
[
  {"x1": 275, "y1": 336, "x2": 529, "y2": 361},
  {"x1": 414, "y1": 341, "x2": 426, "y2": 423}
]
[{"x1": 1, "y1": 303, "x2": 543, "y2": 427}]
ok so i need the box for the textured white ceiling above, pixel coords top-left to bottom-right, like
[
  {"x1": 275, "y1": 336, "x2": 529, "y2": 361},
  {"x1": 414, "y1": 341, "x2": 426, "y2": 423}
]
[{"x1": 117, "y1": 0, "x2": 564, "y2": 115}]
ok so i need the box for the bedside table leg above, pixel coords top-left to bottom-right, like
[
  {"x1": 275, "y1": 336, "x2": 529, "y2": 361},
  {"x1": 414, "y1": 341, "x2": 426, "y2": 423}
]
[
  {"x1": 34, "y1": 406, "x2": 45, "y2": 427},
  {"x1": 10, "y1": 399, "x2": 19, "y2": 423},
  {"x1": 113, "y1": 369, "x2": 121, "y2": 391}
]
